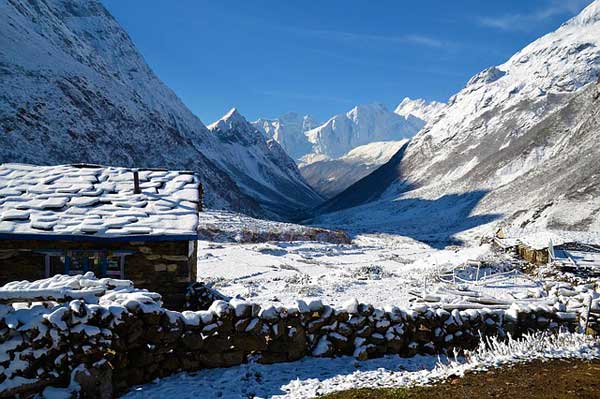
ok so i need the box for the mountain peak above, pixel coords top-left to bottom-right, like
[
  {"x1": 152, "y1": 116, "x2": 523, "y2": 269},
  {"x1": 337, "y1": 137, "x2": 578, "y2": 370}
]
[
  {"x1": 394, "y1": 97, "x2": 445, "y2": 123},
  {"x1": 208, "y1": 107, "x2": 251, "y2": 131},
  {"x1": 222, "y1": 107, "x2": 245, "y2": 123},
  {"x1": 348, "y1": 103, "x2": 388, "y2": 115}
]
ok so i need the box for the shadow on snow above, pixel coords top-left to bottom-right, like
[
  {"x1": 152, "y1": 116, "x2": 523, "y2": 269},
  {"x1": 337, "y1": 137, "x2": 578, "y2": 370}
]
[{"x1": 317, "y1": 190, "x2": 502, "y2": 249}]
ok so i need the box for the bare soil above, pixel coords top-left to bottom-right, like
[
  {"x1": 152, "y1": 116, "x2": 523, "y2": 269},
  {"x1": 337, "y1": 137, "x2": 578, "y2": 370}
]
[{"x1": 322, "y1": 359, "x2": 600, "y2": 398}]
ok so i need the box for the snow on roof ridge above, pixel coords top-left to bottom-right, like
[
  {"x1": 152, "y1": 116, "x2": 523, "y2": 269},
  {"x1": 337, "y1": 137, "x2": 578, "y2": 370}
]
[{"x1": 0, "y1": 163, "x2": 201, "y2": 238}]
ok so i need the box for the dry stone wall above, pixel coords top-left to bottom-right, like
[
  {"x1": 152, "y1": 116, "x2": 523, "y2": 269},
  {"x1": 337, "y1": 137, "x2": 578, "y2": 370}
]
[{"x1": 0, "y1": 289, "x2": 584, "y2": 398}]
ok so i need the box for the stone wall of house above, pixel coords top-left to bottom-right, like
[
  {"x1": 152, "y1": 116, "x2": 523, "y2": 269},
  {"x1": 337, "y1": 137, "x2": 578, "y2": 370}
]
[
  {"x1": 517, "y1": 244, "x2": 549, "y2": 265},
  {"x1": 0, "y1": 247, "x2": 46, "y2": 285},
  {"x1": 0, "y1": 239, "x2": 195, "y2": 308},
  {"x1": 0, "y1": 294, "x2": 587, "y2": 398}
]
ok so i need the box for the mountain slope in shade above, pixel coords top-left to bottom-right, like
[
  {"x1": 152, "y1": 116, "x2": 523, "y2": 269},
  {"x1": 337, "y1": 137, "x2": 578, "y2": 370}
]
[
  {"x1": 299, "y1": 140, "x2": 408, "y2": 198},
  {"x1": 0, "y1": 0, "x2": 314, "y2": 219},
  {"x1": 208, "y1": 109, "x2": 323, "y2": 218},
  {"x1": 253, "y1": 113, "x2": 319, "y2": 161},
  {"x1": 314, "y1": 1, "x2": 600, "y2": 239}
]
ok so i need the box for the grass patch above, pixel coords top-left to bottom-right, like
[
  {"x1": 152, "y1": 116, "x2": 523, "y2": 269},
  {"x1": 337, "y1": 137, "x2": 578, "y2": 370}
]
[{"x1": 322, "y1": 387, "x2": 425, "y2": 399}]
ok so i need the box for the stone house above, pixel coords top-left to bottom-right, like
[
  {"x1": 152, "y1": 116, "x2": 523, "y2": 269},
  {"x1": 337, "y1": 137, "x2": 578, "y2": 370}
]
[{"x1": 0, "y1": 163, "x2": 202, "y2": 308}]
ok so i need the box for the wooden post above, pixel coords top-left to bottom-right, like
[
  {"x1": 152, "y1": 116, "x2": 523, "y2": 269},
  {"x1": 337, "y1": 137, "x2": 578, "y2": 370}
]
[
  {"x1": 44, "y1": 255, "x2": 50, "y2": 278},
  {"x1": 133, "y1": 170, "x2": 141, "y2": 194},
  {"x1": 119, "y1": 256, "x2": 125, "y2": 279}
]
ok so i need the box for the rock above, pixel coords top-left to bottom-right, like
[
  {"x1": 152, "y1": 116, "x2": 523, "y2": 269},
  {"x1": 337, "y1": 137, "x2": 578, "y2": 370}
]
[
  {"x1": 307, "y1": 299, "x2": 324, "y2": 313},
  {"x1": 342, "y1": 298, "x2": 359, "y2": 314},
  {"x1": 244, "y1": 318, "x2": 263, "y2": 335},
  {"x1": 230, "y1": 298, "x2": 253, "y2": 318},
  {"x1": 329, "y1": 332, "x2": 352, "y2": 354},
  {"x1": 307, "y1": 318, "x2": 327, "y2": 334},
  {"x1": 232, "y1": 334, "x2": 268, "y2": 352},
  {"x1": 208, "y1": 300, "x2": 232, "y2": 318},
  {"x1": 296, "y1": 299, "x2": 310, "y2": 313},
  {"x1": 358, "y1": 303, "x2": 374, "y2": 316},
  {"x1": 181, "y1": 332, "x2": 204, "y2": 351},
  {"x1": 235, "y1": 318, "x2": 252, "y2": 333},
  {"x1": 336, "y1": 322, "x2": 354, "y2": 337},
  {"x1": 356, "y1": 325, "x2": 373, "y2": 338},
  {"x1": 259, "y1": 306, "x2": 279, "y2": 321},
  {"x1": 348, "y1": 315, "x2": 366, "y2": 328},
  {"x1": 353, "y1": 345, "x2": 369, "y2": 361},
  {"x1": 185, "y1": 283, "x2": 230, "y2": 311},
  {"x1": 369, "y1": 333, "x2": 385, "y2": 345},
  {"x1": 312, "y1": 336, "x2": 334, "y2": 357}
]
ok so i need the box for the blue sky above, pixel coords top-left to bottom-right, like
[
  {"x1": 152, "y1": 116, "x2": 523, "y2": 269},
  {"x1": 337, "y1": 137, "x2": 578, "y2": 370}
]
[{"x1": 102, "y1": 0, "x2": 592, "y2": 124}]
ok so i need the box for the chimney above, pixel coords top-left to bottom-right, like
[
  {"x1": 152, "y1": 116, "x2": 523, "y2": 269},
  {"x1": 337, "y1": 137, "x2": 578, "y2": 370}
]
[{"x1": 132, "y1": 169, "x2": 141, "y2": 194}]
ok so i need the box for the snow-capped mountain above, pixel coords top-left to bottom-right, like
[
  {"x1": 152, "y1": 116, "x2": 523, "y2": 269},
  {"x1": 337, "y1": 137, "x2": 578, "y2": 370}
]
[
  {"x1": 315, "y1": 1, "x2": 600, "y2": 237},
  {"x1": 208, "y1": 109, "x2": 323, "y2": 217},
  {"x1": 302, "y1": 103, "x2": 422, "y2": 161},
  {"x1": 394, "y1": 97, "x2": 445, "y2": 124},
  {"x1": 253, "y1": 113, "x2": 319, "y2": 161},
  {"x1": 292, "y1": 100, "x2": 442, "y2": 197},
  {"x1": 0, "y1": 0, "x2": 320, "y2": 219}
]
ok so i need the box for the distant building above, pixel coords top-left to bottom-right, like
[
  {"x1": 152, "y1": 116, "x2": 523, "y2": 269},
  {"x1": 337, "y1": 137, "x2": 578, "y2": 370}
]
[{"x1": 0, "y1": 163, "x2": 202, "y2": 308}]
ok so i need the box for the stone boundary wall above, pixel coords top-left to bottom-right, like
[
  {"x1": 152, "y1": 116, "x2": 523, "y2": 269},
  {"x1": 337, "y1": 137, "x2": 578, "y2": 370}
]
[{"x1": 0, "y1": 295, "x2": 586, "y2": 398}]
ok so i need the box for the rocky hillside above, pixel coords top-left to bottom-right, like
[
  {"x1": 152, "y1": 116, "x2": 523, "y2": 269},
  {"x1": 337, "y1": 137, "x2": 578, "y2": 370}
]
[
  {"x1": 315, "y1": 1, "x2": 600, "y2": 236},
  {"x1": 0, "y1": 0, "x2": 319, "y2": 219}
]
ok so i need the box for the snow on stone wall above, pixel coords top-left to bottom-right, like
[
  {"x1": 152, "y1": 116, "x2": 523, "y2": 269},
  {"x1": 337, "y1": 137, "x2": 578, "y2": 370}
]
[{"x1": 0, "y1": 274, "x2": 591, "y2": 398}]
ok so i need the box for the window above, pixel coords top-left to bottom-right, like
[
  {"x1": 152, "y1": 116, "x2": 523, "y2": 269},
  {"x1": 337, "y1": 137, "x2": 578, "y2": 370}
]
[{"x1": 40, "y1": 250, "x2": 130, "y2": 279}]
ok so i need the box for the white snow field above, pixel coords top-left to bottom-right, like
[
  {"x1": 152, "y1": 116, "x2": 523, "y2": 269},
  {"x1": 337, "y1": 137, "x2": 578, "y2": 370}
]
[
  {"x1": 196, "y1": 234, "x2": 524, "y2": 309},
  {"x1": 121, "y1": 331, "x2": 600, "y2": 398}
]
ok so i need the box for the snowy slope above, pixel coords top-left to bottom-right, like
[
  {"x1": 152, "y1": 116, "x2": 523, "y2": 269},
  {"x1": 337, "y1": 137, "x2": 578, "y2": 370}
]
[
  {"x1": 207, "y1": 109, "x2": 323, "y2": 218},
  {"x1": 253, "y1": 113, "x2": 319, "y2": 161},
  {"x1": 394, "y1": 97, "x2": 445, "y2": 124},
  {"x1": 315, "y1": 1, "x2": 600, "y2": 238},
  {"x1": 299, "y1": 140, "x2": 408, "y2": 198},
  {"x1": 0, "y1": 0, "x2": 316, "y2": 219}
]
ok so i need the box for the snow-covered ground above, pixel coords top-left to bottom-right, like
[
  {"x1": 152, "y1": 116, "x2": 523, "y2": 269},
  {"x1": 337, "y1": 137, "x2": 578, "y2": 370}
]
[
  {"x1": 196, "y1": 233, "x2": 536, "y2": 309},
  {"x1": 121, "y1": 331, "x2": 600, "y2": 398}
]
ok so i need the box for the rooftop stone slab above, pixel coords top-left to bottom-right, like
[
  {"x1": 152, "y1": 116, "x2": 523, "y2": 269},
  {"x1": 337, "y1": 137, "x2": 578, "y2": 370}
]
[{"x1": 0, "y1": 163, "x2": 201, "y2": 239}]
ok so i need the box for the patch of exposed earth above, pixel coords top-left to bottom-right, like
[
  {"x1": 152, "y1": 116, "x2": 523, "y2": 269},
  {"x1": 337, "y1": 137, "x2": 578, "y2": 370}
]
[{"x1": 323, "y1": 359, "x2": 600, "y2": 399}]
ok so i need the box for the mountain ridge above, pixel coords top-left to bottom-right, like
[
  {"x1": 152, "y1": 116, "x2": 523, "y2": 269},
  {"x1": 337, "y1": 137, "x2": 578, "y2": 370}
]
[
  {"x1": 0, "y1": 0, "x2": 319, "y2": 220},
  {"x1": 313, "y1": 0, "x2": 600, "y2": 236}
]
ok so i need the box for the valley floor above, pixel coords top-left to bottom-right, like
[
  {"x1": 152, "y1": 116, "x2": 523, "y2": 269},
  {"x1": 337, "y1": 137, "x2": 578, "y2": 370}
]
[
  {"x1": 196, "y1": 233, "x2": 530, "y2": 309},
  {"x1": 123, "y1": 213, "x2": 599, "y2": 398}
]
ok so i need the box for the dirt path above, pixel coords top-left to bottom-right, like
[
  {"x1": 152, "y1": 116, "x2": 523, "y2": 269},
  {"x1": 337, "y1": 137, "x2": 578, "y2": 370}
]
[{"x1": 323, "y1": 359, "x2": 600, "y2": 398}]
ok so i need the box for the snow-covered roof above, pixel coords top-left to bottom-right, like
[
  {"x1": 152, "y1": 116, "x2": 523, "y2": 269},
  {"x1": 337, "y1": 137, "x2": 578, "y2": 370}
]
[
  {"x1": 498, "y1": 227, "x2": 600, "y2": 250},
  {"x1": 0, "y1": 163, "x2": 201, "y2": 240}
]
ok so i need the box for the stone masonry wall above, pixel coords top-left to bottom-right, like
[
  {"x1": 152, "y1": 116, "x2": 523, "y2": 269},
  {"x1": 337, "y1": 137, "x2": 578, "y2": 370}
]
[{"x1": 0, "y1": 294, "x2": 585, "y2": 398}]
